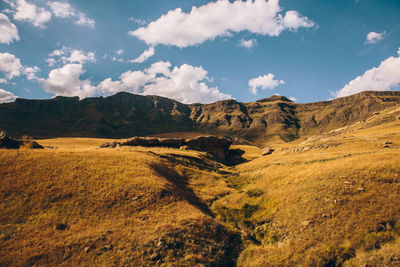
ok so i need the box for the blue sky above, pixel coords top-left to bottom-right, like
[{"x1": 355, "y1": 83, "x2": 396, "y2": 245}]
[{"x1": 0, "y1": 0, "x2": 399, "y2": 104}]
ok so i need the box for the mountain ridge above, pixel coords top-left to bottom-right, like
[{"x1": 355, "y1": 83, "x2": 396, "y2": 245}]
[{"x1": 1, "y1": 91, "x2": 400, "y2": 145}]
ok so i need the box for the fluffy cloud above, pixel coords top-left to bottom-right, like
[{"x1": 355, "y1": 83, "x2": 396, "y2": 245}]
[
  {"x1": 0, "y1": 88, "x2": 18, "y2": 103},
  {"x1": 130, "y1": 46, "x2": 155, "y2": 63},
  {"x1": 67, "y1": 50, "x2": 95, "y2": 64},
  {"x1": 334, "y1": 49, "x2": 400, "y2": 98},
  {"x1": 4, "y1": 0, "x2": 94, "y2": 28},
  {"x1": 43, "y1": 63, "x2": 96, "y2": 98},
  {"x1": 11, "y1": 0, "x2": 52, "y2": 28},
  {"x1": 240, "y1": 39, "x2": 257, "y2": 49},
  {"x1": 0, "y1": 52, "x2": 42, "y2": 82},
  {"x1": 366, "y1": 31, "x2": 385, "y2": 44},
  {"x1": 47, "y1": 47, "x2": 95, "y2": 66},
  {"x1": 0, "y1": 13, "x2": 19, "y2": 44},
  {"x1": 98, "y1": 61, "x2": 231, "y2": 103},
  {"x1": 129, "y1": 0, "x2": 314, "y2": 48},
  {"x1": 0, "y1": 52, "x2": 22, "y2": 79},
  {"x1": 23, "y1": 66, "x2": 42, "y2": 81},
  {"x1": 48, "y1": 1, "x2": 74, "y2": 18},
  {"x1": 249, "y1": 73, "x2": 285, "y2": 94},
  {"x1": 48, "y1": 1, "x2": 95, "y2": 28},
  {"x1": 75, "y1": 12, "x2": 95, "y2": 28}
]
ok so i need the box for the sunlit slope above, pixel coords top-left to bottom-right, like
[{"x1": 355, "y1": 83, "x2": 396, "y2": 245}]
[
  {"x1": 215, "y1": 104, "x2": 400, "y2": 266},
  {"x1": 0, "y1": 146, "x2": 240, "y2": 266}
]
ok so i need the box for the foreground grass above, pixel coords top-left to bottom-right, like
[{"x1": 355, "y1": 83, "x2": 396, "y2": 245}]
[{"x1": 0, "y1": 147, "x2": 240, "y2": 266}]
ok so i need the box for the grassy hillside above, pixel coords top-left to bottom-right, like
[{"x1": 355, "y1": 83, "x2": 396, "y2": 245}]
[
  {"x1": 0, "y1": 142, "x2": 240, "y2": 266},
  {"x1": 228, "y1": 104, "x2": 400, "y2": 266},
  {"x1": 1, "y1": 103, "x2": 400, "y2": 266}
]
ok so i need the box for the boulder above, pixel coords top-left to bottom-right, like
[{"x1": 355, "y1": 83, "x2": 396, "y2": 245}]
[
  {"x1": 185, "y1": 136, "x2": 232, "y2": 161},
  {"x1": 262, "y1": 147, "x2": 275, "y2": 156},
  {"x1": 0, "y1": 130, "x2": 6, "y2": 140},
  {"x1": 0, "y1": 130, "x2": 43, "y2": 149}
]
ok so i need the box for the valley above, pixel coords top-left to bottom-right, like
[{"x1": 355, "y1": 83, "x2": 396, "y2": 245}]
[{"x1": 1, "y1": 92, "x2": 400, "y2": 266}]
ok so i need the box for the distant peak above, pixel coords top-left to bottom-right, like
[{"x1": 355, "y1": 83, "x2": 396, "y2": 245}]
[{"x1": 256, "y1": 95, "x2": 292, "y2": 103}]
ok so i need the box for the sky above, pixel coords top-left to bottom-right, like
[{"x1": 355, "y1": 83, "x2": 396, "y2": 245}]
[{"x1": 0, "y1": 0, "x2": 400, "y2": 104}]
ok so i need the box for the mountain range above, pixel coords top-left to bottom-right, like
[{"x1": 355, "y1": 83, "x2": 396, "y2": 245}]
[{"x1": 1, "y1": 91, "x2": 400, "y2": 144}]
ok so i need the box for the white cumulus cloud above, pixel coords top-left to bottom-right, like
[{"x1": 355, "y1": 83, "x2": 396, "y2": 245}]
[
  {"x1": 11, "y1": 0, "x2": 52, "y2": 28},
  {"x1": 43, "y1": 63, "x2": 96, "y2": 98},
  {"x1": 98, "y1": 61, "x2": 231, "y2": 104},
  {"x1": 129, "y1": 0, "x2": 314, "y2": 48},
  {"x1": 0, "y1": 88, "x2": 18, "y2": 103},
  {"x1": 249, "y1": 73, "x2": 285, "y2": 94},
  {"x1": 0, "y1": 52, "x2": 22, "y2": 79},
  {"x1": 0, "y1": 52, "x2": 42, "y2": 81},
  {"x1": 4, "y1": 0, "x2": 94, "y2": 28},
  {"x1": 334, "y1": 48, "x2": 400, "y2": 98},
  {"x1": 366, "y1": 31, "x2": 385, "y2": 44},
  {"x1": 240, "y1": 39, "x2": 258, "y2": 49},
  {"x1": 0, "y1": 13, "x2": 19, "y2": 44},
  {"x1": 130, "y1": 46, "x2": 155, "y2": 63}
]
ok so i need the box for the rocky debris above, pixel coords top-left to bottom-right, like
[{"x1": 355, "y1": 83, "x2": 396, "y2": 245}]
[
  {"x1": 262, "y1": 147, "x2": 275, "y2": 156},
  {"x1": 383, "y1": 141, "x2": 393, "y2": 148},
  {"x1": 300, "y1": 220, "x2": 312, "y2": 227},
  {"x1": 101, "y1": 136, "x2": 245, "y2": 165},
  {"x1": 232, "y1": 137, "x2": 251, "y2": 145},
  {"x1": 96, "y1": 234, "x2": 106, "y2": 241},
  {"x1": 149, "y1": 252, "x2": 161, "y2": 261},
  {"x1": 291, "y1": 143, "x2": 341, "y2": 152},
  {"x1": 97, "y1": 244, "x2": 113, "y2": 255},
  {"x1": 0, "y1": 130, "x2": 43, "y2": 149},
  {"x1": 135, "y1": 219, "x2": 242, "y2": 266},
  {"x1": 54, "y1": 223, "x2": 67, "y2": 230}
]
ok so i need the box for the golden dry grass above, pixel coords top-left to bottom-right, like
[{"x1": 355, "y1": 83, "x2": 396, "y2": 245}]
[
  {"x1": 222, "y1": 110, "x2": 400, "y2": 266},
  {"x1": 0, "y1": 144, "x2": 239, "y2": 266},
  {"x1": 1, "y1": 105, "x2": 400, "y2": 266}
]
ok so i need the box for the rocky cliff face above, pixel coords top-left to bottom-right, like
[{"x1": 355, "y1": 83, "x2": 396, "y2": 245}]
[{"x1": 1, "y1": 91, "x2": 400, "y2": 145}]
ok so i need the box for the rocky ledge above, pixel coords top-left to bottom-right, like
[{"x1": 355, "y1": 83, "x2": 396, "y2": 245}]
[{"x1": 101, "y1": 136, "x2": 245, "y2": 165}]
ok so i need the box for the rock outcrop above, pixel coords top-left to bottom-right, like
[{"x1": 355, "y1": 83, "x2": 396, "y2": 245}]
[
  {"x1": 101, "y1": 137, "x2": 185, "y2": 149},
  {"x1": 185, "y1": 136, "x2": 232, "y2": 162},
  {"x1": 0, "y1": 130, "x2": 43, "y2": 149},
  {"x1": 101, "y1": 136, "x2": 244, "y2": 165}
]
